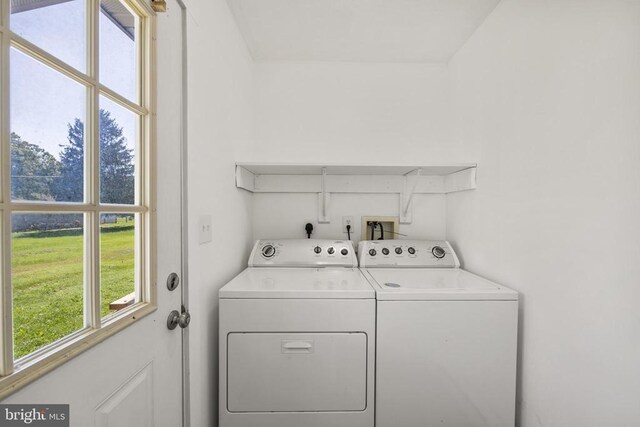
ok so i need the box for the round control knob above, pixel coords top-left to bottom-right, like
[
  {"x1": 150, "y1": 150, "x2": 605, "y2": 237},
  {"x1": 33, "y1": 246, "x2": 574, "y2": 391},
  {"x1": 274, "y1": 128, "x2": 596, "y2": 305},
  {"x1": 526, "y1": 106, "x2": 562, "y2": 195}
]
[
  {"x1": 327, "y1": 247, "x2": 335, "y2": 255},
  {"x1": 341, "y1": 248, "x2": 349, "y2": 256},
  {"x1": 432, "y1": 245, "x2": 446, "y2": 259},
  {"x1": 382, "y1": 248, "x2": 389, "y2": 255},
  {"x1": 261, "y1": 245, "x2": 276, "y2": 258},
  {"x1": 408, "y1": 247, "x2": 416, "y2": 255},
  {"x1": 314, "y1": 246, "x2": 322, "y2": 254},
  {"x1": 369, "y1": 249, "x2": 377, "y2": 256},
  {"x1": 395, "y1": 247, "x2": 403, "y2": 255}
]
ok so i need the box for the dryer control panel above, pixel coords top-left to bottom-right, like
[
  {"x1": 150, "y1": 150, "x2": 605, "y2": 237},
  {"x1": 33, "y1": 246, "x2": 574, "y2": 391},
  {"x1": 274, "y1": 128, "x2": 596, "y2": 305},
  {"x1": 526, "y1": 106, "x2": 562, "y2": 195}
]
[
  {"x1": 249, "y1": 239, "x2": 357, "y2": 267},
  {"x1": 358, "y1": 240, "x2": 460, "y2": 268}
]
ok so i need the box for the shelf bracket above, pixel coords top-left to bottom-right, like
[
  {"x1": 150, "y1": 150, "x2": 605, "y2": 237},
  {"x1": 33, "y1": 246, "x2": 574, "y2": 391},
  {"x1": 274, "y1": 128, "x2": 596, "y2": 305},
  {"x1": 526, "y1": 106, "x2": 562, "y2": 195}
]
[
  {"x1": 318, "y1": 167, "x2": 330, "y2": 223},
  {"x1": 400, "y1": 168, "x2": 422, "y2": 224}
]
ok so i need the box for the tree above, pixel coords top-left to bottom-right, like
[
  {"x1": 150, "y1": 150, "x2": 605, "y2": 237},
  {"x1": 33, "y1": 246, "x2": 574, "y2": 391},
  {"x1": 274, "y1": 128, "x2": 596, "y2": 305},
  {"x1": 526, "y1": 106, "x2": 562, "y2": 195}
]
[
  {"x1": 53, "y1": 120, "x2": 84, "y2": 202},
  {"x1": 55, "y1": 110, "x2": 134, "y2": 204},
  {"x1": 98, "y1": 110, "x2": 134, "y2": 204},
  {"x1": 11, "y1": 132, "x2": 61, "y2": 201}
]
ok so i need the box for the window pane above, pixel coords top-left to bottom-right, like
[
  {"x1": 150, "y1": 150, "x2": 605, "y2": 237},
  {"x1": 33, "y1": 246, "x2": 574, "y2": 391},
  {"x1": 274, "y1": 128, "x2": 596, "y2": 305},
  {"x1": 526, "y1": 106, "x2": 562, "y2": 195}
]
[
  {"x1": 10, "y1": 48, "x2": 85, "y2": 203},
  {"x1": 99, "y1": 96, "x2": 137, "y2": 205},
  {"x1": 12, "y1": 213, "x2": 84, "y2": 360},
  {"x1": 100, "y1": 213, "x2": 136, "y2": 317},
  {"x1": 100, "y1": 0, "x2": 138, "y2": 102},
  {"x1": 10, "y1": 0, "x2": 86, "y2": 72}
]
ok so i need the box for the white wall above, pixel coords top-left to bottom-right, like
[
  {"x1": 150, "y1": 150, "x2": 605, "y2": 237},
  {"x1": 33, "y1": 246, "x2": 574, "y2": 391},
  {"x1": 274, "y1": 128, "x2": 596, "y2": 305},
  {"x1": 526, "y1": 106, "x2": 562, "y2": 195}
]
[
  {"x1": 184, "y1": 1, "x2": 255, "y2": 425},
  {"x1": 248, "y1": 61, "x2": 456, "y2": 241},
  {"x1": 246, "y1": 61, "x2": 457, "y2": 164},
  {"x1": 252, "y1": 193, "x2": 446, "y2": 244},
  {"x1": 447, "y1": 1, "x2": 640, "y2": 425}
]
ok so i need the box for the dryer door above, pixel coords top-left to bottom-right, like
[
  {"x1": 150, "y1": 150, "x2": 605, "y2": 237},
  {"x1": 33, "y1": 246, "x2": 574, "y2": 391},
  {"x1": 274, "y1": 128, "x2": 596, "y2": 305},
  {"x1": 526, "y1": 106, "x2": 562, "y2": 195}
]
[{"x1": 227, "y1": 332, "x2": 367, "y2": 412}]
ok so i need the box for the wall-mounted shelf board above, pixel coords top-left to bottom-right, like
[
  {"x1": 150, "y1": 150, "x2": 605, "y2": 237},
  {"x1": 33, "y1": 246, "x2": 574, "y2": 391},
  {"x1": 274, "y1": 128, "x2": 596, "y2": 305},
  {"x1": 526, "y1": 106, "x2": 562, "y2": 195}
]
[
  {"x1": 235, "y1": 162, "x2": 477, "y2": 194},
  {"x1": 236, "y1": 162, "x2": 477, "y2": 224}
]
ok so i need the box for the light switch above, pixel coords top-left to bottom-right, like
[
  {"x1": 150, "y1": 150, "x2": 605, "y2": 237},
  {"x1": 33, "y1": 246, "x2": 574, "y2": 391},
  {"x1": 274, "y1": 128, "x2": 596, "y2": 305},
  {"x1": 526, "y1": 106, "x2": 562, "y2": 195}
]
[{"x1": 198, "y1": 215, "x2": 212, "y2": 244}]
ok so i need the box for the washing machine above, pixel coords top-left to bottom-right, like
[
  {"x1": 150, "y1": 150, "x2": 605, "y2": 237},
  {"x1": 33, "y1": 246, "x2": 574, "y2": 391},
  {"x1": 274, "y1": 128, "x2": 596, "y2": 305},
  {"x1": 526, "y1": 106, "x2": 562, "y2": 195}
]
[
  {"x1": 219, "y1": 239, "x2": 375, "y2": 427},
  {"x1": 358, "y1": 240, "x2": 518, "y2": 427}
]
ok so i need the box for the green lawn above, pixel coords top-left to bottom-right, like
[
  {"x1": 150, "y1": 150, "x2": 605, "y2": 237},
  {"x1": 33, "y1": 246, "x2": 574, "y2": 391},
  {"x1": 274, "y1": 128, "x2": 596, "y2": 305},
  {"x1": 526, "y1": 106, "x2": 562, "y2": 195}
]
[{"x1": 12, "y1": 219, "x2": 135, "y2": 359}]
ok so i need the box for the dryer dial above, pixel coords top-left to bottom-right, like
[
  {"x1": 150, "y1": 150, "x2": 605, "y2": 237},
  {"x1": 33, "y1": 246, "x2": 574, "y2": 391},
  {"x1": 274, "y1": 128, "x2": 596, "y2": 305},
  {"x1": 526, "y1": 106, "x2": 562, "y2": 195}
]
[{"x1": 261, "y1": 245, "x2": 276, "y2": 258}]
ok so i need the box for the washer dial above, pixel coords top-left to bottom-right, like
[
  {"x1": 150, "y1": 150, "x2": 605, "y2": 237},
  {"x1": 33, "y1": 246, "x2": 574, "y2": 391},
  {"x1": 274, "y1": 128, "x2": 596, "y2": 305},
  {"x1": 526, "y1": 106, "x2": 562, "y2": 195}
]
[{"x1": 432, "y1": 245, "x2": 446, "y2": 259}]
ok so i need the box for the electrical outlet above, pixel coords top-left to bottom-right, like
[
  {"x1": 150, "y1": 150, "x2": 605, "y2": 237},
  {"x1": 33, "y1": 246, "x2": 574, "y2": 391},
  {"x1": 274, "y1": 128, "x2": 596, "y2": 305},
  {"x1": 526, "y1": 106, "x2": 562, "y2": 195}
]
[
  {"x1": 342, "y1": 216, "x2": 354, "y2": 232},
  {"x1": 198, "y1": 215, "x2": 212, "y2": 244}
]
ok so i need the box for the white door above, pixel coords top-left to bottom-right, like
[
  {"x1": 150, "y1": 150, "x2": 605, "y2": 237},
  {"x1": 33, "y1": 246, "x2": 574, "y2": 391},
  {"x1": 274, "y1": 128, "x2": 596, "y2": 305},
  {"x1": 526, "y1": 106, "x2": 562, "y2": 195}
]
[{"x1": 3, "y1": 2, "x2": 188, "y2": 426}]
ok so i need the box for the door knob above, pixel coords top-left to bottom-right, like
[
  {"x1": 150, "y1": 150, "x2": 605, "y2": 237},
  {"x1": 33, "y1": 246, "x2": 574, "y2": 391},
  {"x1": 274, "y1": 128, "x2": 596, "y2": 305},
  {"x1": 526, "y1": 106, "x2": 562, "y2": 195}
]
[{"x1": 167, "y1": 309, "x2": 191, "y2": 330}]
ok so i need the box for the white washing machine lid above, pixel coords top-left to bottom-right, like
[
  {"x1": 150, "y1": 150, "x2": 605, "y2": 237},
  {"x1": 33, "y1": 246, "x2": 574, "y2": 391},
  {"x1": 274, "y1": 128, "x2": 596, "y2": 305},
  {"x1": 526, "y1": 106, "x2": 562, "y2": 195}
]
[
  {"x1": 219, "y1": 267, "x2": 375, "y2": 299},
  {"x1": 362, "y1": 268, "x2": 518, "y2": 301}
]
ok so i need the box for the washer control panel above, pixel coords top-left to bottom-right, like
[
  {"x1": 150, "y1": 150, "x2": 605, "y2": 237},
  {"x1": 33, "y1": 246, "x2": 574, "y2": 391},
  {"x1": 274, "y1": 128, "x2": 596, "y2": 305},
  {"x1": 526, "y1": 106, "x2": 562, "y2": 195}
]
[
  {"x1": 357, "y1": 240, "x2": 460, "y2": 268},
  {"x1": 249, "y1": 239, "x2": 357, "y2": 267}
]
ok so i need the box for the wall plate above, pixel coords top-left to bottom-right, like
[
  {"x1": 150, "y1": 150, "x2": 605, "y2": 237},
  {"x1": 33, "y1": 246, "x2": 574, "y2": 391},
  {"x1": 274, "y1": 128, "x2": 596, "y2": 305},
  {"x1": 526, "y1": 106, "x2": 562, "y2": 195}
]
[
  {"x1": 198, "y1": 215, "x2": 212, "y2": 244},
  {"x1": 361, "y1": 216, "x2": 399, "y2": 241}
]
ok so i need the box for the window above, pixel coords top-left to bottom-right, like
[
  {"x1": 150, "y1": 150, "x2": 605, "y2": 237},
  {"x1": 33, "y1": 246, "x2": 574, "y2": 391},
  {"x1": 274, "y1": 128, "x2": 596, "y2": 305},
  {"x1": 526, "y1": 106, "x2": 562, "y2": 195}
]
[{"x1": 0, "y1": 0, "x2": 155, "y2": 393}]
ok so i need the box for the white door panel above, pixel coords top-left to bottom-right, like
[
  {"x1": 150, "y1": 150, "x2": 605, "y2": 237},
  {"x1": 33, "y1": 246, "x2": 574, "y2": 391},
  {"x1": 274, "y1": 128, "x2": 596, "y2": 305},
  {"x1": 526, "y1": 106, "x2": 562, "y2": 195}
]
[
  {"x1": 95, "y1": 364, "x2": 154, "y2": 427},
  {"x1": 2, "y1": 2, "x2": 187, "y2": 426},
  {"x1": 152, "y1": 1, "x2": 187, "y2": 424}
]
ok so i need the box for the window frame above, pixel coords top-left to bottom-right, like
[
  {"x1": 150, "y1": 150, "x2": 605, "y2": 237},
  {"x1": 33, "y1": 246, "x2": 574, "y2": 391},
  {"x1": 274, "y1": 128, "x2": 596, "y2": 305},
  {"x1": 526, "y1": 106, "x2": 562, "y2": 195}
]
[{"x1": 0, "y1": 0, "x2": 157, "y2": 398}]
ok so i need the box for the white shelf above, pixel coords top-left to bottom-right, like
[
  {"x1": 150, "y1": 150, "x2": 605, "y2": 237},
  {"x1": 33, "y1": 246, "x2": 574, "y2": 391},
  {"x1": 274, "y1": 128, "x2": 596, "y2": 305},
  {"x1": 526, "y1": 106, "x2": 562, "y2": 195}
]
[
  {"x1": 236, "y1": 163, "x2": 474, "y2": 177},
  {"x1": 235, "y1": 162, "x2": 477, "y2": 224},
  {"x1": 235, "y1": 162, "x2": 477, "y2": 194}
]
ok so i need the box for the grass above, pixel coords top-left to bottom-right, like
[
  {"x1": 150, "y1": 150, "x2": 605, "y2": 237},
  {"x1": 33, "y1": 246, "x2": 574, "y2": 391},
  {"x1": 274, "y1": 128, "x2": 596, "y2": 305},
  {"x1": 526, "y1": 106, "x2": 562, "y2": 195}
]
[{"x1": 12, "y1": 218, "x2": 135, "y2": 359}]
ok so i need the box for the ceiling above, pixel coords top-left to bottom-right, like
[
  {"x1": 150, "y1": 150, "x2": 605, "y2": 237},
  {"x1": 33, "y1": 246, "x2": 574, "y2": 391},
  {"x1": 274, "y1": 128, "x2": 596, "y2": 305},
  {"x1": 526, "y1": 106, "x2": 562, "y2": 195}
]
[{"x1": 226, "y1": 0, "x2": 501, "y2": 63}]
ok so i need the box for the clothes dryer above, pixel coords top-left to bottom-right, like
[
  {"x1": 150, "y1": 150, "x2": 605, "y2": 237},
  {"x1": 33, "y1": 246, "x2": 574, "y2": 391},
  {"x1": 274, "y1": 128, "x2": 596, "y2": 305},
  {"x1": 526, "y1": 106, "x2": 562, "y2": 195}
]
[{"x1": 220, "y1": 239, "x2": 375, "y2": 427}]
